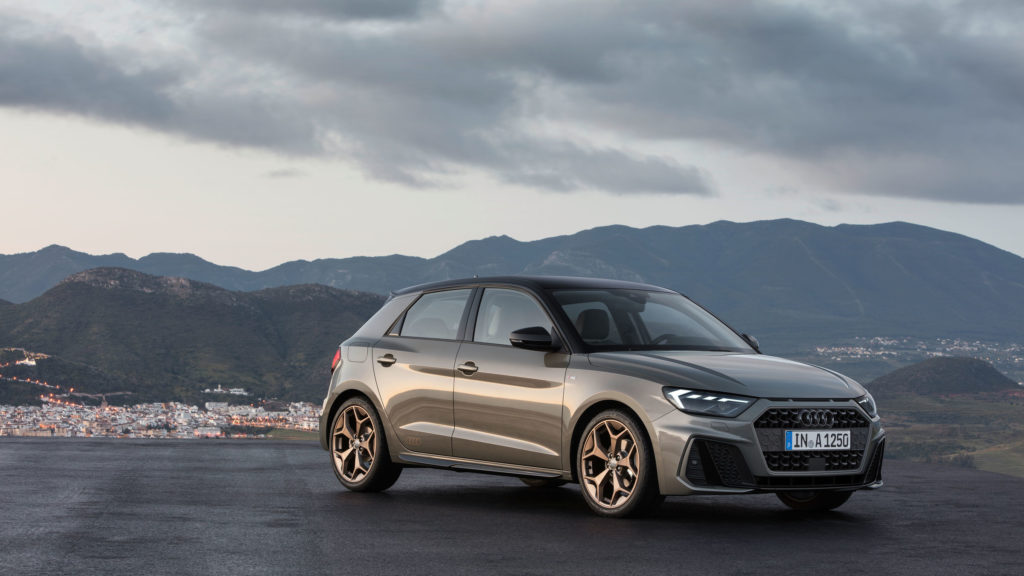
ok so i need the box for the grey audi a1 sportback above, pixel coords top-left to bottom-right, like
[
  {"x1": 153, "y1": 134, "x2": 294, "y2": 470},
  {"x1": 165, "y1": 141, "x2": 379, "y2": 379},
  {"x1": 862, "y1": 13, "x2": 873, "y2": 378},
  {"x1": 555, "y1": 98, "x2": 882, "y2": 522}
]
[{"x1": 319, "y1": 276, "x2": 884, "y2": 517}]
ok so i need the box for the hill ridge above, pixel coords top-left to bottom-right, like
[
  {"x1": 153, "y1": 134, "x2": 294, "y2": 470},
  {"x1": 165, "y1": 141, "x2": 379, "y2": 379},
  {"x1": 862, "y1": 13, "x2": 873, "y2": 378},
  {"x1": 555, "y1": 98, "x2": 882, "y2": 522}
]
[
  {"x1": 61, "y1": 267, "x2": 223, "y2": 295},
  {"x1": 4, "y1": 219, "x2": 1024, "y2": 344},
  {"x1": 868, "y1": 357, "x2": 1020, "y2": 396},
  {"x1": 0, "y1": 273, "x2": 386, "y2": 403}
]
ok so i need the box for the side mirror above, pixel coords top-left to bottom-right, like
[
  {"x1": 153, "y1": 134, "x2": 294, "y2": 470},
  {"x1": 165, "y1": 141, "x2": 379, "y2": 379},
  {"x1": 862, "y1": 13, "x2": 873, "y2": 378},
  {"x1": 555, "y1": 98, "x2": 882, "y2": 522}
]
[
  {"x1": 509, "y1": 326, "x2": 560, "y2": 351},
  {"x1": 741, "y1": 333, "x2": 760, "y2": 352}
]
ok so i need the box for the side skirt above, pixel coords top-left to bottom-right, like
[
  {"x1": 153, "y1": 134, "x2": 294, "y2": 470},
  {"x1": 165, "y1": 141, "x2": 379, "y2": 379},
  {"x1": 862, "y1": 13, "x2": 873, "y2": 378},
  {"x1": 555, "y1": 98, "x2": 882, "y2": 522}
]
[{"x1": 397, "y1": 452, "x2": 568, "y2": 480}]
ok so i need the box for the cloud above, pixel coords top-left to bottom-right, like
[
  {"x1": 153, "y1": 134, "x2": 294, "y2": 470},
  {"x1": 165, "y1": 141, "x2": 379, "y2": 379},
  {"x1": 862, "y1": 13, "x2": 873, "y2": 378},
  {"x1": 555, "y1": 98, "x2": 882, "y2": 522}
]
[
  {"x1": 174, "y1": 0, "x2": 438, "y2": 21},
  {"x1": 2, "y1": 1, "x2": 1023, "y2": 202},
  {"x1": 265, "y1": 168, "x2": 305, "y2": 179},
  {"x1": 0, "y1": 15, "x2": 317, "y2": 153},
  {"x1": 814, "y1": 197, "x2": 842, "y2": 213},
  {"x1": 0, "y1": 23, "x2": 177, "y2": 126}
]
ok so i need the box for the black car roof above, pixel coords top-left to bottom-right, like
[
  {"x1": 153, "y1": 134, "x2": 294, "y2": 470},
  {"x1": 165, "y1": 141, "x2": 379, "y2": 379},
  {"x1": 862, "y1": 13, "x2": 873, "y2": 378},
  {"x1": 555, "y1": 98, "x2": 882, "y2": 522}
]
[{"x1": 391, "y1": 275, "x2": 675, "y2": 296}]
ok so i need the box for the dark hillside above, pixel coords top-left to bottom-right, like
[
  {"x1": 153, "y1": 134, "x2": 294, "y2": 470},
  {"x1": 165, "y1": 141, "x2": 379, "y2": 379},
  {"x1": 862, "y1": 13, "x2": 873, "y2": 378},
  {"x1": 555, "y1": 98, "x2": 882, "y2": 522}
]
[
  {"x1": 0, "y1": 268, "x2": 384, "y2": 402},
  {"x1": 868, "y1": 357, "x2": 1020, "y2": 396}
]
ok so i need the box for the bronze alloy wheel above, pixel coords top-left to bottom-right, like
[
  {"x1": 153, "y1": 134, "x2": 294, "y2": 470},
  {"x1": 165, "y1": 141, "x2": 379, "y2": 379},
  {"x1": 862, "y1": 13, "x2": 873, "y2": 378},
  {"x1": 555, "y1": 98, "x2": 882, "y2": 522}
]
[
  {"x1": 333, "y1": 403, "x2": 376, "y2": 483},
  {"x1": 330, "y1": 397, "x2": 402, "y2": 492},
  {"x1": 578, "y1": 410, "x2": 660, "y2": 517}
]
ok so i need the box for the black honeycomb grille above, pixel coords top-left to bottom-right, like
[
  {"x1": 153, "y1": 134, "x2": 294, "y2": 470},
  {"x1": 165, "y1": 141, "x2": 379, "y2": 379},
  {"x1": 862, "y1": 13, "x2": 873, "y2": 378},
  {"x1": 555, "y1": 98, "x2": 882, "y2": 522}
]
[
  {"x1": 706, "y1": 441, "x2": 746, "y2": 486},
  {"x1": 754, "y1": 439, "x2": 885, "y2": 489},
  {"x1": 763, "y1": 450, "x2": 864, "y2": 472},
  {"x1": 755, "y1": 408, "x2": 869, "y2": 429},
  {"x1": 685, "y1": 439, "x2": 755, "y2": 488},
  {"x1": 755, "y1": 406, "x2": 870, "y2": 472}
]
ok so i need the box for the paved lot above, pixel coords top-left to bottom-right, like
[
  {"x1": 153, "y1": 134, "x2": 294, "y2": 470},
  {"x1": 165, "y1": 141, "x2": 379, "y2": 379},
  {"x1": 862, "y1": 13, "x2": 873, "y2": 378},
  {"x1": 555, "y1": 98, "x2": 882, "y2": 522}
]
[{"x1": 1, "y1": 438, "x2": 1021, "y2": 575}]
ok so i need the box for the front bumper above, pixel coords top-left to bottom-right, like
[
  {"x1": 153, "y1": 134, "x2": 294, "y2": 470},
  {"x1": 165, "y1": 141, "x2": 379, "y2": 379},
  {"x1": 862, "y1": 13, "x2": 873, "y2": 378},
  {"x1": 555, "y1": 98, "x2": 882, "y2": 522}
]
[{"x1": 652, "y1": 398, "x2": 886, "y2": 496}]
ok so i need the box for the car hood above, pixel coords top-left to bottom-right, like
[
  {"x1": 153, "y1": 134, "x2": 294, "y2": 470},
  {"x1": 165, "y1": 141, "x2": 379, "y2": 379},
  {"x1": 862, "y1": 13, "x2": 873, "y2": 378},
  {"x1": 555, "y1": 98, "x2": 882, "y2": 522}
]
[{"x1": 587, "y1": 351, "x2": 865, "y2": 399}]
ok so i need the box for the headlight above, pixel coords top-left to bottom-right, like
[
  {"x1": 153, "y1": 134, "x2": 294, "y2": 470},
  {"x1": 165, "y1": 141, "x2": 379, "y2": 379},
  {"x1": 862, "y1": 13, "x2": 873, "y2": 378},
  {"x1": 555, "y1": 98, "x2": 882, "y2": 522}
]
[
  {"x1": 663, "y1": 388, "x2": 755, "y2": 418},
  {"x1": 856, "y1": 393, "x2": 878, "y2": 418}
]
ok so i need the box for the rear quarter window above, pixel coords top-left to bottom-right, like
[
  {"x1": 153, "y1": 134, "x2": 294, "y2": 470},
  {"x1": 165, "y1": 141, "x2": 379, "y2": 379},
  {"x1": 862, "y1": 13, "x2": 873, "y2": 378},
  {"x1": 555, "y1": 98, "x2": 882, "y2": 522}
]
[{"x1": 399, "y1": 289, "x2": 472, "y2": 340}]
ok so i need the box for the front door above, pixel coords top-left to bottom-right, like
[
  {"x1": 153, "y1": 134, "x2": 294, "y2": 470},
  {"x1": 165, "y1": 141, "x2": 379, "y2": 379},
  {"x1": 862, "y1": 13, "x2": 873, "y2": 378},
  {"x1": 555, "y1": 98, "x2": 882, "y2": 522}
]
[{"x1": 453, "y1": 288, "x2": 568, "y2": 470}]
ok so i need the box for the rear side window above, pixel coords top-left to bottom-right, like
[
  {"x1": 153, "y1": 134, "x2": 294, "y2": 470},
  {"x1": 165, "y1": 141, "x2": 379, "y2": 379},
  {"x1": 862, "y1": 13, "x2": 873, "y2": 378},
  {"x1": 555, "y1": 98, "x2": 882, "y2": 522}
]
[{"x1": 400, "y1": 289, "x2": 472, "y2": 340}]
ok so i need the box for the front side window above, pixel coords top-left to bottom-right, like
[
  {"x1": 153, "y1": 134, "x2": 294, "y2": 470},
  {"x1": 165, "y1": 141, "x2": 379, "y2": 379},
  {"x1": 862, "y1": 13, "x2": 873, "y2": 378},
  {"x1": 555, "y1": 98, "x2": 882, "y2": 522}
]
[
  {"x1": 556, "y1": 300, "x2": 624, "y2": 346},
  {"x1": 400, "y1": 289, "x2": 472, "y2": 340},
  {"x1": 550, "y1": 289, "x2": 752, "y2": 352},
  {"x1": 474, "y1": 288, "x2": 553, "y2": 345}
]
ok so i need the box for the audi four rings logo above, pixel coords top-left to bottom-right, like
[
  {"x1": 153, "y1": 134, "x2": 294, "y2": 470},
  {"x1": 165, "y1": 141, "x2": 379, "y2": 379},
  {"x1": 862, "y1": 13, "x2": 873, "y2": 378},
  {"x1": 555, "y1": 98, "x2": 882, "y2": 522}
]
[{"x1": 799, "y1": 409, "x2": 835, "y2": 428}]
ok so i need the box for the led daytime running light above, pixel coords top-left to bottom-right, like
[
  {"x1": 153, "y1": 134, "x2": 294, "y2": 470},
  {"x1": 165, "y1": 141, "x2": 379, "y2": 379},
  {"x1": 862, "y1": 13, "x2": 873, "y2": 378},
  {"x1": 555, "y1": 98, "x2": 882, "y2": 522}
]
[
  {"x1": 856, "y1": 393, "x2": 878, "y2": 418},
  {"x1": 663, "y1": 388, "x2": 753, "y2": 418}
]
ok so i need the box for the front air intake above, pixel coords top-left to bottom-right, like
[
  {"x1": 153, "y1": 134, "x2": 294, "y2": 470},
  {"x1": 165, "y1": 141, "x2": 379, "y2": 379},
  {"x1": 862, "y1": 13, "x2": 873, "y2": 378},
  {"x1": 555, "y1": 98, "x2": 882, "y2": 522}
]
[{"x1": 685, "y1": 439, "x2": 755, "y2": 488}]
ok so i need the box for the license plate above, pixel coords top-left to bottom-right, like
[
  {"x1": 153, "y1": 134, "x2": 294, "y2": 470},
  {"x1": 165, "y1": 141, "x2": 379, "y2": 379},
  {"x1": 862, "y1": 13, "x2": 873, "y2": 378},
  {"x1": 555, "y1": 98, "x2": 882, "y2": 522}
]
[{"x1": 785, "y1": 429, "x2": 851, "y2": 451}]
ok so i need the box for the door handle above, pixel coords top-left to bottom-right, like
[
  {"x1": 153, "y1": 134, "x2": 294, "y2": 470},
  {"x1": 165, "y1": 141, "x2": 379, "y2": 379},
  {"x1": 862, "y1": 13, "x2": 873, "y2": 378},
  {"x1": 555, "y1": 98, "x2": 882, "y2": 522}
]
[
  {"x1": 457, "y1": 361, "x2": 478, "y2": 376},
  {"x1": 377, "y1": 354, "x2": 397, "y2": 367}
]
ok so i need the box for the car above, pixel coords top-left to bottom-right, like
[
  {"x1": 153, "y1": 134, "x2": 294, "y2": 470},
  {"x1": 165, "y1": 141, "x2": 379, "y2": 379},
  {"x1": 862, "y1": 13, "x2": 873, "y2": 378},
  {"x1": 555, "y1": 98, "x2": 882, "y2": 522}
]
[{"x1": 319, "y1": 276, "x2": 884, "y2": 517}]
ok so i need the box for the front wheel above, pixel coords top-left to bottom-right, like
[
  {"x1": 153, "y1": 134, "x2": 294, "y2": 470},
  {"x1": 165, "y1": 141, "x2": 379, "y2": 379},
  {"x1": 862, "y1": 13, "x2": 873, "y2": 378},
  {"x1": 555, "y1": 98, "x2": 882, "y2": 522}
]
[
  {"x1": 776, "y1": 491, "x2": 852, "y2": 511},
  {"x1": 577, "y1": 409, "x2": 662, "y2": 518},
  {"x1": 330, "y1": 397, "x2": 402, "y2": 492}
]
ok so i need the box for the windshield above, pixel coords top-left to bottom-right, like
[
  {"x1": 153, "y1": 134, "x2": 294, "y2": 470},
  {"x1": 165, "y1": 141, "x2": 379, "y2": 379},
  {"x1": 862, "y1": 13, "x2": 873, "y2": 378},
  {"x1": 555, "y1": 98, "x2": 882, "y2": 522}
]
[{"x1": 550, "y1": 289, "x2": 753, "y2": 352}]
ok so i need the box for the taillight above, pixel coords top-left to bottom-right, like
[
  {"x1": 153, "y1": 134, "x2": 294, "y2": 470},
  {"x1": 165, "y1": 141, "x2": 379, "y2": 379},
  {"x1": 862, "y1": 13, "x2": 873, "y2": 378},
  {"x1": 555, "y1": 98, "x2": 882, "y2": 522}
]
[{"x1": 330, "y1": 348, "x2": 342, "y2": 373}]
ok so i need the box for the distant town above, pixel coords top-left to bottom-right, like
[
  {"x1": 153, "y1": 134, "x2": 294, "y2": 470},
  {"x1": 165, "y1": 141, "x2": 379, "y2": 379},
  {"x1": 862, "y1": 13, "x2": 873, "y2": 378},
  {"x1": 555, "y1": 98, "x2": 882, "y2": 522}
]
[
  {"x1": 813, "y1": 337, "x2": 1024, "y2": 384},
  {"x1": 0, "y1": 400, "x2": 320, "y2": 439},
  {"x1": 0, "y1": 347, "x2": 322, "y2": 438}
]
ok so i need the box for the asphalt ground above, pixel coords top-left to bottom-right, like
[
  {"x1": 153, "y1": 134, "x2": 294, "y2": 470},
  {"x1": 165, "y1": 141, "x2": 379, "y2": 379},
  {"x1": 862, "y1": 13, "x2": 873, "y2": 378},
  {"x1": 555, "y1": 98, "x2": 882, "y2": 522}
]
[{"x1": 1, "y1": 438, "x2": 1021, "y2": 576}]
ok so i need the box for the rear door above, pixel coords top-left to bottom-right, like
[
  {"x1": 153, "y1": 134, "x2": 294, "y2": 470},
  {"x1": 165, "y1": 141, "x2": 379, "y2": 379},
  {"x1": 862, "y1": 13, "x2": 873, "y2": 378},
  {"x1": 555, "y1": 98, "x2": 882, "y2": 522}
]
[{"x1": 372, "y1": 288, "x2": 472, "y2": 456}]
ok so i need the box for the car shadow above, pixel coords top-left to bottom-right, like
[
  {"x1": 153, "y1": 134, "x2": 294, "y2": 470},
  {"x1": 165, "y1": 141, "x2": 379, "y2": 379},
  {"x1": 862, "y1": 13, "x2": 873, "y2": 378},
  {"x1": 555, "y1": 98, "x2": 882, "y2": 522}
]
[{"x1": 321, "y1": 474, "x2": 879, "y2": 533}]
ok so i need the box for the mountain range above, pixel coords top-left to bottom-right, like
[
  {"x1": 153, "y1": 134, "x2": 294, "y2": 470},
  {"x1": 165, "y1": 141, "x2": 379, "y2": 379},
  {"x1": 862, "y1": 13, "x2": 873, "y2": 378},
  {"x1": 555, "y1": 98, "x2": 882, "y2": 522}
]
[{"x1": 3, "y1": 220, "x2": 1024, "y2": 347}]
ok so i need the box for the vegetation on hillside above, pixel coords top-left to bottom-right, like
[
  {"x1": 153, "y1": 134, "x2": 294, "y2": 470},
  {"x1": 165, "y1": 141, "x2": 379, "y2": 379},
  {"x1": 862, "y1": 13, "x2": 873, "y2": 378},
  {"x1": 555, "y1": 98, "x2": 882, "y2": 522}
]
[
  {"x1": 869, "y1": 356, "x2": 1019, "y2": 396},
  {"x1": 0, "y1": 268, "x2": 383, "y2": 403},
  {"x1": 868, "y1": 358, "x2": 1024, "y2": 477}
]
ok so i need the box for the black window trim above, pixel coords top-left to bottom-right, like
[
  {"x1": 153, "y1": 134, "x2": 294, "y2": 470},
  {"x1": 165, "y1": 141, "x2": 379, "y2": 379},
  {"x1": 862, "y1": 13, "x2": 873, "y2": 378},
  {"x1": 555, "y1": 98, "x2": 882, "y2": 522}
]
[
  {"x1": 383, "y1": 287, "x2": 476, "y2": 342},
  {"x1": 466, "y1": 285, "x2": 567, "y2": 351},
  {"x1": 383, "y1": 282, "x2": 578, "y2": 352}
]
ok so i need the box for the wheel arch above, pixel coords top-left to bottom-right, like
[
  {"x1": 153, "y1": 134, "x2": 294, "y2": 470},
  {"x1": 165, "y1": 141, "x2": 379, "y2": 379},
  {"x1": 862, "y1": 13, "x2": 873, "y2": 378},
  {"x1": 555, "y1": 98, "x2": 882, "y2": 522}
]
[
  {"x1": 320, "y1": 381, "x2": 397, "y2": 452},
  {"x1": 567, "y1": 397, "x2": 660, "y2": 485}
]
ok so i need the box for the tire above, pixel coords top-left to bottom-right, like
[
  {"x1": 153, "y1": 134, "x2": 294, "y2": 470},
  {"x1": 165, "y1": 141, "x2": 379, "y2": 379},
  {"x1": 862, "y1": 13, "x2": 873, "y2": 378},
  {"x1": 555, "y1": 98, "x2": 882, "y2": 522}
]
[
  {"x1": 576, "y1": 409, "x2": 662, "y2": 518},
  {"x1": 776, "y1": 490, "x2": 852, "y2": 512},
  {"x1": 329, "y1": 396, "x2": 402, "y2": 492},
  {"x1": 519, "y1": 477, "x2": 567, "y2": 489}
]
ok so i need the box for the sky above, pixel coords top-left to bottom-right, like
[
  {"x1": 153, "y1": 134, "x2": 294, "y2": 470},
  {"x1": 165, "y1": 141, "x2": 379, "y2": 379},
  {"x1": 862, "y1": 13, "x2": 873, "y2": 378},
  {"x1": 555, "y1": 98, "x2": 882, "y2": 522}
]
[{"x1": 2, "y1": 0, "x2": 1023, "y2": 271}]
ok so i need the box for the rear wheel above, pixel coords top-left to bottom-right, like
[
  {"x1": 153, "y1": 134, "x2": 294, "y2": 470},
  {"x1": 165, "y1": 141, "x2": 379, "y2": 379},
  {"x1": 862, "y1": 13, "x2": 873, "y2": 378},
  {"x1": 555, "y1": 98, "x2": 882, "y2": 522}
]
[
  {"x1": 577, "y1": 409, "x2": 662, "y2": 518},
  {"x1": 777, "y1": 490, "x2": 852, "y2": 511},
  {"x1": 330, "y1": 397, "x2": 402, "y2": 492}
]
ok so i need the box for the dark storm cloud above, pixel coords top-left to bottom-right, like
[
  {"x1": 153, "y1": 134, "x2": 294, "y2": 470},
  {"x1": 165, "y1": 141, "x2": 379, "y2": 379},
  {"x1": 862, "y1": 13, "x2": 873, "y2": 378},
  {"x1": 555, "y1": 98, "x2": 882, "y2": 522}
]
[
  {"x1": 0, "y1": 25, "x2": 177, "y2": 125},
  {"x1": 0, "y1": 16, "x2": 318, "y2": 153},
  {"x1": 173, "y1": 0, "x2": 437, "y2": 21},
  {"x1": 2, "y1": 1, "x2": 1023, "y2": 201}
]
